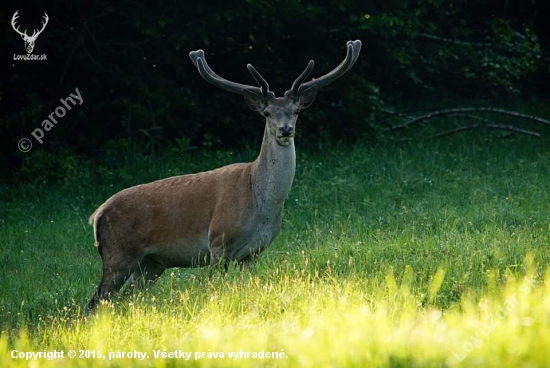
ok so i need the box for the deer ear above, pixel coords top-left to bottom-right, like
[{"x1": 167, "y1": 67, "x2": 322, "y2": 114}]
[
  {"x1": 297, "y1": 85, "x2": 318, "y2": 109},
  {"x1": 243, "y1": 90, "x2": 267, "y2": 112}
]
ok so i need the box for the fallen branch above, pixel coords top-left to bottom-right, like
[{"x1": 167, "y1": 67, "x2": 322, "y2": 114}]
[
  {"x1": 418, "y1": 32, "x2": 550, "y2": 64},
  {"x1": 455, "y1": 114, "x2": 494, "y2": 125},
  {"x1": 384, "y1": 107, "x2": 550, "y2": 132},
  {"x1": 381, "y1": 109, "x2": 415, "y2": 120},
  {"x1": 437, "y1": 124, "x2": 540, "y2": 138},
  {"x1": 447, "y1": 114, "x2": 540, "y2": 136},
  {"x1": 418, "y1": 33, "x2": 486, "y2": 48}
]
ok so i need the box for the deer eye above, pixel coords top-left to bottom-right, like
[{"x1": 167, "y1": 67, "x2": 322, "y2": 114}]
[
  {"x1": 293, "y1": 109, "x2": 299, "y2": 115},
  {"x1": 263, "y1": 111, "x2": 271, "y2": 118}
]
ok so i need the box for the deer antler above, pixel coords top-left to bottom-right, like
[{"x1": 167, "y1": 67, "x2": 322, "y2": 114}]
[
  {"x1": 32, "y1": 13, "x2": 49, "y2": 39},
  {"x1": 189, "y1": 49, "x2": 274, "y2": 100},
  {"x1": 11, "y1": 11, "x2": 49, "y2": 40},
  {"x1": 286, "y1": 40, "x2": 362, "y2": 99},
  {"x1": 11, "y1": 11, "x2": 28, "y2": 38}
]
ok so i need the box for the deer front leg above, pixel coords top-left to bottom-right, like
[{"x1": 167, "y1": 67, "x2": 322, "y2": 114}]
[
  {"x1": 208, "y1": 238, "x2": 229, "y2": 274},
  {"x1": 123, "y1": 258, "x2": 166, "y2": 296},
  {"x1": 236, "y1": 246, "x2": 264, "y2": 271}
]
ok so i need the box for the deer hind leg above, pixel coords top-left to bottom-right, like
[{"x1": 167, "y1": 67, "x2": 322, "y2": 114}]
[
  {"x1": 86, "y1": 247, "x2": 139, "y2": 312},
  {"x1": 124, "y1": 257, "x2": 166, "y2": 296}
]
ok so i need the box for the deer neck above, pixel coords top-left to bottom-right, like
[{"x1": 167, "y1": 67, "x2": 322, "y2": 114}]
[{"x1": 252, "y1": 124, "x2": 296, "y2": 211}]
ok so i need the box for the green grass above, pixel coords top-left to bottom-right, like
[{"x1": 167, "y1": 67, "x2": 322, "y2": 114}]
[{"x1": 2, "y1": 133, "x2": 550, "y2": 367}]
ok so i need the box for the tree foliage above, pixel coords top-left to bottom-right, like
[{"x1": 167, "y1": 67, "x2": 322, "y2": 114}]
[{"x1": 1, "y1": 0, "x2": 547, "y2": 182}]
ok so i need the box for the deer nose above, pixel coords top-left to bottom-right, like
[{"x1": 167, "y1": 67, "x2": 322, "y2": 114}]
[{"x1": 280, "y1": 126, "x2": 294, "y2": 137}]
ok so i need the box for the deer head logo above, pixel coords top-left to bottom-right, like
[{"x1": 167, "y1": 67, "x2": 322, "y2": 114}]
[{"x1": 11, "y1": 11, "x2": 49, "y2": 54}]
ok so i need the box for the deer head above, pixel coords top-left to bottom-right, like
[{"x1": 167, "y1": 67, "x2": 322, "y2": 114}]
[
  {"x1": 11, "y1": 11, "x2": 49, "y2": 54},
  {"x1": 189, "y1": 40, "x2": 362, "y2": 146}
]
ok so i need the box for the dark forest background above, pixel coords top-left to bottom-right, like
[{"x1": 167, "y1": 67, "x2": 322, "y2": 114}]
[{"x1": 1, "y1": 0, "x2": 548, "y2": 185}]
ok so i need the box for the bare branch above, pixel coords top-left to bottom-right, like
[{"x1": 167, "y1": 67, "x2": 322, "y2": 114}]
[
  {"x1": 456, "y1": 114, "x2": 494, "y2": 125},
  {"x1": 437, "y1": 124, "x2": 540, "y2": 138},
  {"x1": 384, "y1": 107, "x2": 550, "y2": 132},
  {"x1": 418, "y1": 33, "x2": 486, "y2": 48},
  {"x1": 418, "y1": 32, "x2": 549, "y2": 64},
  {"x1": 147, "y1": 98, "x2": 156, "y2": 128},
  {"x1": 381, "y1": 109, "x2": 415, "y2": 120}
]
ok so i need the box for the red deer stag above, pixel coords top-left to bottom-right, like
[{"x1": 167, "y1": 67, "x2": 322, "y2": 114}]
[{"x1": 86, "y1": 40, "x2": 362, "y2": 311}]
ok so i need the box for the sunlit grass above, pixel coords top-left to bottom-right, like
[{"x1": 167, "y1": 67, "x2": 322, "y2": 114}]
[
  {"x1": 2, "y1": 264, "x2": 550, "y2": 367},
  {"x1": 2, "y1": 134, "x2": 550, "y2": 367}
]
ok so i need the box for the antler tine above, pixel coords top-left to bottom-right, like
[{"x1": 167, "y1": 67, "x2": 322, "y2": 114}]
[
  {"x1": 247, "y1": 64, "x2": 272, "y2": 98},
  {"x1": 294, "y1": 40, "x2": 362, "y2": 96},
  {"x1": 288, "y1": 60, "x2": 314, "y2": 98},
  {"x1": 190, "y1": 50, "x2": 266, "y2": 96},
  {"x1": 190, "y1": 50, "x2": 224, "y2": 80}
]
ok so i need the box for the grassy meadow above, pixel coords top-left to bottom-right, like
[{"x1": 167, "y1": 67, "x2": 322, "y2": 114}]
[{"x1": 2, "y1": 124, "x2": 550, "y2": 367}]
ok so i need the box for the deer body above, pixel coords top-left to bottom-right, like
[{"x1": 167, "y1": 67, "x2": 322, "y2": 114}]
[
  {"x1": 87, "y1": 40, "x2": 361, "y2": 311},
  {"x1": 90, "y1": 135, "x2": 292, "y2": 268}
]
